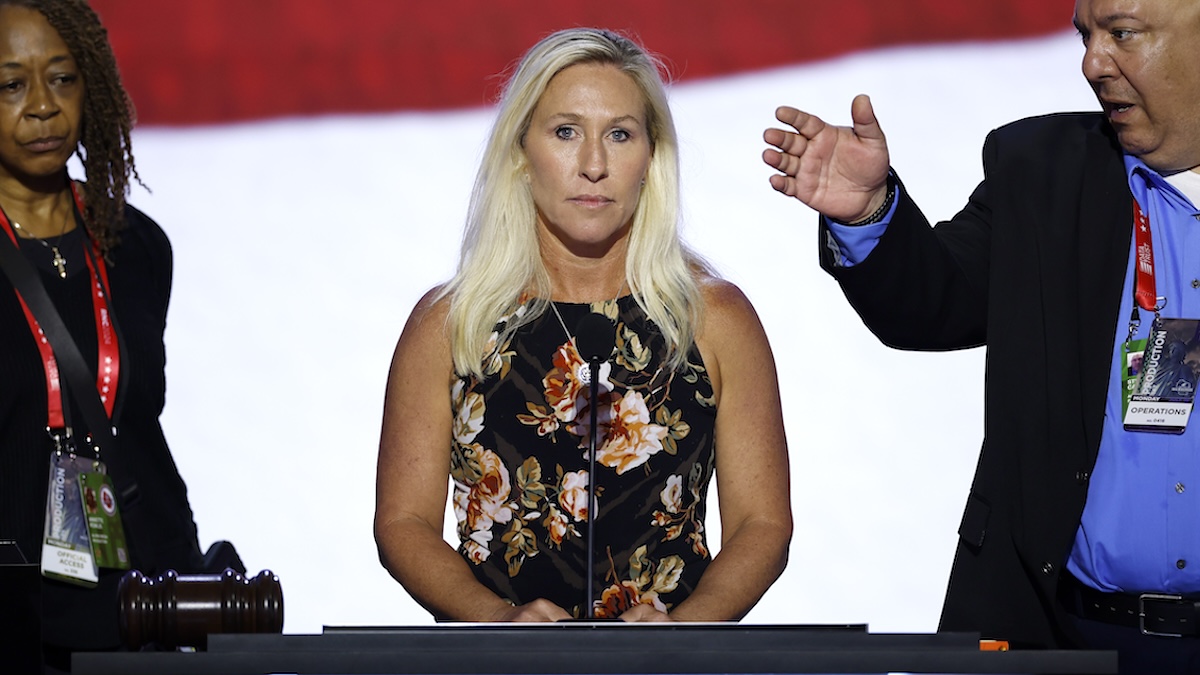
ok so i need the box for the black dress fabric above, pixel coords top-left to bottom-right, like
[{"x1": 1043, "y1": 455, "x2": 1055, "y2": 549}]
[
  {"x1": 449, "y1": 296, "x2": 717, "y2": 617},
  {"x1": 0, "y1": 204, "x2": 204, "y2": 650}
]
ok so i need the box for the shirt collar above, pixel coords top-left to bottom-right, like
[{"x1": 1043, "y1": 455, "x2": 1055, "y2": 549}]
[
  {"x1": 1124, "y1": 154, "x2": 1195, "y2": 211},
  {"x1": 1125, "y1": 154, "x2": 1168, "y2": 189}
]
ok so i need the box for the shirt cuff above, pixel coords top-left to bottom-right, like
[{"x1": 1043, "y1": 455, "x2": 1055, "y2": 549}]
[{"x1": 822, "y1": 182, "x2": 900, "y2": 268}]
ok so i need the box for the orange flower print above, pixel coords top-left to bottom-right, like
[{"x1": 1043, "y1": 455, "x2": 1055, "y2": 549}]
[
  {"x1": 462, "y1": 529, "x2": 493, "y2": 564},
  {"x1": 479, "y1": 301, "x2": 526, "y2": 377},
  {"x1": 659, "y1": 474, "x2": 683, "y2": 513},
  {"x1": 558, "y1": 470, "x2": 590, "y2": 522},
  {"x1": 592, "y1": 580, "x2": 667, "y2": 619},
  {"x1": 481, "y1": 331, "x2": 512, "y2": 378},
  {"x1": 650, "y1": 470, "x2": 708, "y2": 555},
  {"x1": 543, "y1": 341, "x2": 612, "y2": 425},
  {"x1": 543, "y1": 505, "x2": 579, "y2": 547},
  {"x1": 451, "y1": 380, "x2": 485, "y2": 445},
  {"x1": 594, "y1": 546, "x2": 684, "y2": 617},
  {"x1": 516, "y1": 402, "x2": 559, "y2": 438},
  {"x1": 452, "y1": 446, "x2": 515, "y2": 563},
  {"x1": 595, "y1": 390, "x2": 669, "y2": 475}
]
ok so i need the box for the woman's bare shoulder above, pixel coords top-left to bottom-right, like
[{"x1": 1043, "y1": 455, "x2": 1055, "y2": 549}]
[
  {"x1": 695, "y1": 275, "x2": 760, "y2": 333},
  {"x1": 394, "y1": 286, "x2": 453, "y2": 362}
]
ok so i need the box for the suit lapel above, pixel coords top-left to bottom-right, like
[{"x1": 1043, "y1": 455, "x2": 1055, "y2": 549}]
[{"x1": 1076, "y1": 124, "x2": 1133, "y2": 459}]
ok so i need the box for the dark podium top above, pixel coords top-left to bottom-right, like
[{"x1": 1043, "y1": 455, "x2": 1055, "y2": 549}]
[{"x1": 74, "y1": 623, "x2": 1117, "y2": 674}]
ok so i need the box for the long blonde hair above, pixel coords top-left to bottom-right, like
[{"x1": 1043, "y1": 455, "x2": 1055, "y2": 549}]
[{"x1": 442, "y1": 27, "x2": 709, "y2": 379}]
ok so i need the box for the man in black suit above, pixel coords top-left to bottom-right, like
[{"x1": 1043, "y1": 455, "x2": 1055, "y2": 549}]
[{"x1": 763, "y1": 1, "x2": 1200, "y2": 673}]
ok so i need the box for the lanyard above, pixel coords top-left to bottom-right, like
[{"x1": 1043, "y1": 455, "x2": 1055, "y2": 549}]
[
  {"x1": 1132, "y1": 197, "x2": 1159, "y2": 312},
  {"x1": 0, "y1": 185, "x2": 120, "y2": 435},
  {"x1": 1127, "y1": 197, "x2": 1164, "y2": 342}
]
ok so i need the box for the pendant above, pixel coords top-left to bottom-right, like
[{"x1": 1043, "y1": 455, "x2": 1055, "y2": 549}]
[{"x1": 50, "y1": 246, "x2": 67, "y2": 279}]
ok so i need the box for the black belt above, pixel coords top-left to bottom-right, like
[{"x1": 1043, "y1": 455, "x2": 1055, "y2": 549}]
[{"x1": 1061, "y1": 573, "x2": 1200, "y2": 637}]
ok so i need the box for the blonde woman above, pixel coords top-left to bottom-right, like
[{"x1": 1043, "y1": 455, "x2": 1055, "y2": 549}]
[{"x1": 375, "y1": 28, "x2": 790, "y2": 622}]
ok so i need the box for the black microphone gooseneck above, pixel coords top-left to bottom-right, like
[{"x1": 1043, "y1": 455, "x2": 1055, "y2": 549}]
[{"x1": 573, "y1": 312, "x2": 615, "y2": 619}]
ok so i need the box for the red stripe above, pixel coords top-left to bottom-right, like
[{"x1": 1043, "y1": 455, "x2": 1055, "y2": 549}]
[{"x1": 89, "y1": 0, "x2": 1075, "y2": 126}]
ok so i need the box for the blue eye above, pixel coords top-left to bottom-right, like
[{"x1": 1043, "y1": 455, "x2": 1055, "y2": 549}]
[
  {"x1": 555, "y1": 126, "x2": 575, "y2": 140},
  {"x1": 610, "y1": 129, "x2": 631, "y2": 142}
]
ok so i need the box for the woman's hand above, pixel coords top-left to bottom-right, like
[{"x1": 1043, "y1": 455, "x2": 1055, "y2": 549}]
[
  {"x1": 619, "y1": 603, "x2": 675, "y2": 623},
  {"x1": 490, "y1": 598, "x2": 572, "y2": 622}
]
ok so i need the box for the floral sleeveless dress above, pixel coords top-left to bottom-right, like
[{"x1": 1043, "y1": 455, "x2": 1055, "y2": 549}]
[{"x1": 450, "y1": 295, "x2": 716, "y2": 618}]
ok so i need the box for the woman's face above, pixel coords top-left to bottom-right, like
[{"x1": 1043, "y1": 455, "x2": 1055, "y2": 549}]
[
  {"x1": 0, "y1": 5, "x2": 83, "y2": 188},
  {"x1": 523, "y1": 62, "x2": 652, "y2": 258}
]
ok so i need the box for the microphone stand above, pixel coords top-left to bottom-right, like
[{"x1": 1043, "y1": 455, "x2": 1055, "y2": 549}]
[
  {"x1": 573, "y1": 311, "x2": 614, "y2": 620},
  {"x1": 585, "y1": 355, "x2": 600, "y2": 619}
]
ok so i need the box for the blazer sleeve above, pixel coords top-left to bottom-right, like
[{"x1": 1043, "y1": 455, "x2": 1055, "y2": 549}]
[{"x1": 817, "y1": 140, "x2": 1005, "y2": 351}]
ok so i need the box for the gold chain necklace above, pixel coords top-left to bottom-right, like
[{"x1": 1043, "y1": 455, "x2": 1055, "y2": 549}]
[
  {"x1": 547, "y1": 282, "x2": 625, "y2": 386},
  {"x1": 12, "y1": 215, "x2": 72, "y2": 279}
]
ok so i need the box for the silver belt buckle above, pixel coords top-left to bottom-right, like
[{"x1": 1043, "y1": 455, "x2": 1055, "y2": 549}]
[{"x1": 1138, "y1": 592, "x2": 1185, "y2": 637}]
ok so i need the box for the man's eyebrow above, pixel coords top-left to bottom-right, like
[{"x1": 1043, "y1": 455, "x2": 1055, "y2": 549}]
[
  {"x1": 1098, "y1": 12, "x2": 1141, "y2": 25},
  {"x1": 1074, "y1": 11, "x2": 1143, "y2": 30}
]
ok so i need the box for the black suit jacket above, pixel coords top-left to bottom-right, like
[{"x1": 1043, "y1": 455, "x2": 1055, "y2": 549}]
[{"x1": 820, "y1": 113, "x2": 1133, "y2": 647}]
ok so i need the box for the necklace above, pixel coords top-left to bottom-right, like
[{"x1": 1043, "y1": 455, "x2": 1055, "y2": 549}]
[
  {"x1": 548, "y1": 282, "x2": 625, "y2": 387},
  {"x1": 12, "y1": 216, "x2": 71, "y2": 279}
]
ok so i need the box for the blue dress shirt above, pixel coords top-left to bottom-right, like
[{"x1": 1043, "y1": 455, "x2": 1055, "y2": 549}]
[{"x1": 825, "y1": 159, "x2": 1200, "y2": 594}]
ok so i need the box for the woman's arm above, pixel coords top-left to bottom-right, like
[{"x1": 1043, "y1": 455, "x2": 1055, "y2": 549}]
[
  {"x1": 626, "y1": 279, "x2": 792, "y2": 622},
  {"x1": 374, "y1": 289, "x2": 569, "y2": 622}
]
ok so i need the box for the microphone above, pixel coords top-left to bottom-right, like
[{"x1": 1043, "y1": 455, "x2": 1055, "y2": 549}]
[
  {"x1": 574, "y1": 313, "x2": 615, "y2": 364},
  {"x1": 573, "y1": 312, "x2": 614, "y2": 619}
]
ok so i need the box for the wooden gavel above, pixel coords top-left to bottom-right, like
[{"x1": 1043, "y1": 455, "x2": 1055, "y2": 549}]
[{"x1": 118, "y1": 568, "x2": 283, "y2": 650}]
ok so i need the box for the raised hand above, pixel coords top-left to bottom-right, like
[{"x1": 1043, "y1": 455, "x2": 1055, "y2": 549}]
[{"x1": 762, "y1": 94, "x2": 891, "y2": 223}]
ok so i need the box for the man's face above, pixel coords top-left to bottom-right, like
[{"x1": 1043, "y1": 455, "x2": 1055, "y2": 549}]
[{"x1": 1074, "y1": 0, "x2": 1200, "y2": 172}]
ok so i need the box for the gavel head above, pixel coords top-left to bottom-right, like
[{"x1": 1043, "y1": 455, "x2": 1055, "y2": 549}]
[{"x1": 118, "y1": 568, "x2": 283, "y2": 651}]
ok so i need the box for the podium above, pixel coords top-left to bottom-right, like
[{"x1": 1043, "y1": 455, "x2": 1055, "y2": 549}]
[{"x1": 73, "y1": 624, "x2": 1116, "y2": 674}]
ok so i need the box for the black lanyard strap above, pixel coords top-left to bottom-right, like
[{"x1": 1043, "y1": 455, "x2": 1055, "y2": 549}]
[{"x1": 0, "y1": 234, "x2": 117, "y2": 456}]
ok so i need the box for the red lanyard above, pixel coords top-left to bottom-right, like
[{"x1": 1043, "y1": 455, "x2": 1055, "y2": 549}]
[
  {"x1": 1132, "y1": 197, "x2": 1158, "y2": 313},
  {"x1": 0, "y1": 185, "x2": 119, "y2": 431}
]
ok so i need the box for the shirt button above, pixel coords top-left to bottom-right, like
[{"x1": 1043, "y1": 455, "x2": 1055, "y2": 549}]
[
  {"x1": 1177, "y1": 483, "x2": 1186, "y2": 494},
  {"x1": 1178, "y1": 560, "x2": 1187, "y2": 570},
  {"x1": 1192, "y1": 279, "x2": 1200, "y2": 289},
  {"x1": 1042, "y1": 562, "x2": 1055, "y2": 575}
]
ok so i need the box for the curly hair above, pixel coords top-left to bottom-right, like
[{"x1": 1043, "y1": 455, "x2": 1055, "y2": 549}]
[{"x1": 4, "y1": 0, "x2": 139, "y2": 255}]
